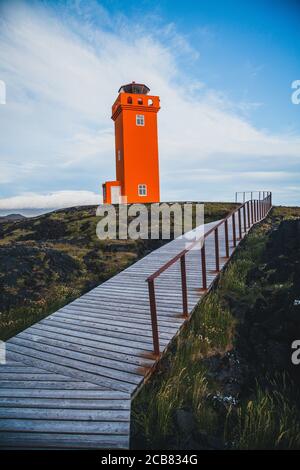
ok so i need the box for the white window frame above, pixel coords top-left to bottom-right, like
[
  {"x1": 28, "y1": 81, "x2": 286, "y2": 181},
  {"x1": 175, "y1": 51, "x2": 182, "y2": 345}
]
[
  {"x1": 138, "y1": 184, "x2": 147, "y2": 196},
  {"x1": 136, "y1": 114, "x2": 145, "y2": 126}
]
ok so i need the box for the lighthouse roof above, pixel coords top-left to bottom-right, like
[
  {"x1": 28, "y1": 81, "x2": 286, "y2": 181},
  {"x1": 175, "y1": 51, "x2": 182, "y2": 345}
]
[{"x1": 118, "y1": 82, "x2": 150, "y2": 95}]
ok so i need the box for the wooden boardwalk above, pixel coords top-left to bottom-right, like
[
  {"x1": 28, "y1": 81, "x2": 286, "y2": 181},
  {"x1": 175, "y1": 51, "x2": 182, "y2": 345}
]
[{"x1": 0, "y1": 214, "x2": 253, "y2": 449}]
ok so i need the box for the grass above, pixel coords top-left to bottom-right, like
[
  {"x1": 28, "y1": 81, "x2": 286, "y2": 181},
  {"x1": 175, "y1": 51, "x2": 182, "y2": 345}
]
[
  {"x1": 195, "y1": 295, "x2": 235, "y2": 352},
  {"x1": 132, "y1": 290, "x2": 237, "y2": 449},
  {"x1": 225, "y1": 375, "x2": 300, "y2": 449},
  {"x1": 0, "y1": 284, "x2": 82, "y2": 340}
]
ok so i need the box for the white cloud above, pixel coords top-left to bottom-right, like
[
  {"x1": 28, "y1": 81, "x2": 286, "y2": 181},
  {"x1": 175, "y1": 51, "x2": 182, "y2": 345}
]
[
  {"x1": 0, "y1": 0, "x2": 299, "y2": 208},
  {"x1": 0, "y1": 190, "x2": 101, "y2": 209}
]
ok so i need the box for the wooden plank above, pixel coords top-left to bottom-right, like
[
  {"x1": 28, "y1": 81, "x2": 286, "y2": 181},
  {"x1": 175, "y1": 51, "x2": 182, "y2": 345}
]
[
  {"x1": 72, "y1": 297, "x2": 183, "y2": 315},
  {"x1": 0, "y1": 373, "x2": 78, "y2": 381},
  {"x1": 16, "y1": 333, "x2": 153, "y2": 374},
  {"x1": 61, "y1": 304, "x2": 183, "y2": 326},
  {"x1": 89, "y1": 285, "x2": 200, "y2": 300},
  {"x1": 60, "y1": 304, "x2": 184, "y2": 327},
  {"x1": 0, "y1": 381, "x2": 106, "y2": 390},
  {"x1": 0, "y1": 419, "x2": 130, "y2": 434},
  {"x1": 0, "y1": 408, "x2": 129, "y2": 421},
  {"x1": 30, "y1": 323, "x2": 159, "y2": 358},
  {"x1": 0, "y1": 432, "x2": 129, "y2": 449},
  {"x1": 85, "y1": 291, "x2": 187, "y2": 307},
  {"x1": 33, "y1": 320, "x2": 168, "y2": 351},
  {"x1": 41, "y1": 316, "x2": 171, "y2": 345},
  {"x1": 20, "y1": 330, "x2": 155, "y2": 367},
  {"x1": 0, "y1": 367, "x2": 40, "y2": 373},
  {"x1": 0, "y1": 389, "x2": 128, "y2": 399},
  {"x1": 6, "y1": 349, "x2": 139, "y2": 393},
  {"x1": 7, "y1": 341, "x2": 144, "y2": 384},
  {"x1": 52, "y1": 311, "x2": 179, "y2": 336},
  {"x1": 0, "y1": 398, "x2": 130, "y2": 409}
]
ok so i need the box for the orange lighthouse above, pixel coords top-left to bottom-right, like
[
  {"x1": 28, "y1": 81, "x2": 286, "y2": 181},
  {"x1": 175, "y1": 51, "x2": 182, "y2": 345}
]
[{"x1": 102, "y1": 82, "x2": 160, "y2": 204}]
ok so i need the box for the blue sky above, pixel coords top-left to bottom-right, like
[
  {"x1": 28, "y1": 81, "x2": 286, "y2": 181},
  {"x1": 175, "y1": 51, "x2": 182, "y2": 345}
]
[{"x1": 0, "y1": 0, "x2": 299, "y2": 209}]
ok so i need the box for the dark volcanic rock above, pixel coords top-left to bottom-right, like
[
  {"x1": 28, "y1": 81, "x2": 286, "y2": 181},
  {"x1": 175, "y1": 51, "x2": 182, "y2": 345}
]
[
  {"x1": 19, "y1": 219, "x2": 68, "y2": 241},
  {"x1": 203, "y1": 219, "x2": 300, "y2": 407},
  {"x1": 0, "y1": 243, "x2": 81, "y2": 310},
  {"x1": 239, "y1": 219, "x2": 300, "y2": 387},
  {"x1": 204, "y1": 350, "x2": 249, "y2": 399}
]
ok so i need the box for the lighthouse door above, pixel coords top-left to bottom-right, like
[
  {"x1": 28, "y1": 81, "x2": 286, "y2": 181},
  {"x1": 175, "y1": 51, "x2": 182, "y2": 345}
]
[{"x1": 111, "y1": 185, "x2": 121, "y2": 204}]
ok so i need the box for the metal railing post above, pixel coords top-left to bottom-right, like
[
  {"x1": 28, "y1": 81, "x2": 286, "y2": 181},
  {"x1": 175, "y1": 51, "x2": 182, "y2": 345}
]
[
  {"x1": 232, "y1": 213, "x2": 236, "y2": 247},
  {"x1": 180, "y1": 254, "x2": 188, "y2": 318},
  {"x1": 224, "y1": 219, "x2": 229, "y2": 258},
  {"x1": 201, "y1": 242, "x2": 207, "y2": 290},
  {"x1": 238, "y1": 208, "x2": 242, "y2": 239},
  {"x1": 266, "y1": 197, "x2": 267, "y2": 214},
  {"x1": 214, "y1": 227, "x2": 220, "y2": 272},
  {"x1": 147, "y1": 280, "x2": 160, "y2": 357},
  {"x1": 247, "y1": 201, "x2": 250, "y2": 228},
  {"x1": 243, "y1": 204, "x2": 247, "y2": 233}
]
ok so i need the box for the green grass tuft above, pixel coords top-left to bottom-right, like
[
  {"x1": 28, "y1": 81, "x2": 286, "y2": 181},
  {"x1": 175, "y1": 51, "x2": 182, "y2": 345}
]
[{"x1": 225, "y1": 375, "x2": 300, "y2": 449}]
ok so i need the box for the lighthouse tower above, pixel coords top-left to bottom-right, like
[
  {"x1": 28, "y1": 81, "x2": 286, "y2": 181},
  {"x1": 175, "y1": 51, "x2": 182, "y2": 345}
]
[{"x1": 102, "y1": 82, "x2": 160, "y2": 204}]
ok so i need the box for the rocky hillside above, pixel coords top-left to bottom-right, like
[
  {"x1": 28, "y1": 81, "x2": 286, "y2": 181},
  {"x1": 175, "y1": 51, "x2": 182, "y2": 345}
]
[
  {"x1": 0, "y1": 202, "x2": 236, "y2": 340},
  {"x1": 0, "y1": 214, "x2": 25, "y2": 223}
]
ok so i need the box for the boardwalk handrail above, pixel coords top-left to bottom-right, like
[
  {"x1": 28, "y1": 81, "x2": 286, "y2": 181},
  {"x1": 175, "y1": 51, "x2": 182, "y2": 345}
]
[
  {"x1": 235, "y1": 190, "x2": 270, "y2": 203},
  {"x1": 146, "y1": 192, "x2": 272, "y2": 356}
]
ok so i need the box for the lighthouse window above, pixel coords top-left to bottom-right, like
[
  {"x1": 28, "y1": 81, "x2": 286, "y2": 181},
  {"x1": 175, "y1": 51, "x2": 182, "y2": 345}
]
[
  {"x1": 136, "y1": 114, "x2": 144, "y2": 126},
  {"x1": 138, "y1": 184, "x2": 147, "y2": 196}
]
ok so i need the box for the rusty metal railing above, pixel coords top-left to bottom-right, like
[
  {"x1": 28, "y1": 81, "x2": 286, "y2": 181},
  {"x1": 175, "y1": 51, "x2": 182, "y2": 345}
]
[
  {"x1": 146, "y1": 192, "x2": 272, "y2": 357},
  {"x1": 235, "y1": 190, "x2": 270, "y2": 203}
]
